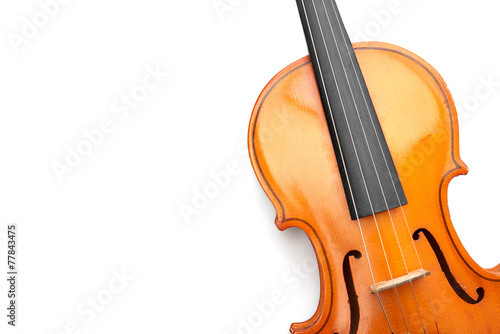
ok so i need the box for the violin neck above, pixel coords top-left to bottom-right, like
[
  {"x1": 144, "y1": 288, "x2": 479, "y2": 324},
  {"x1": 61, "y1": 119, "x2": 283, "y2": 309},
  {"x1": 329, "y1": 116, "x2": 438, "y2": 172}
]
[{"x1": 295, "y1": 0, "x2": 407, "y2": 219}]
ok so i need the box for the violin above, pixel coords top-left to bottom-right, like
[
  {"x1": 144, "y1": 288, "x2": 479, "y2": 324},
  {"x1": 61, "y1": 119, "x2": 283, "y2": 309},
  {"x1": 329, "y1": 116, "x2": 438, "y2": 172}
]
[{"x1": 248, "y1": 1, "x2": 500, "y2": 333}]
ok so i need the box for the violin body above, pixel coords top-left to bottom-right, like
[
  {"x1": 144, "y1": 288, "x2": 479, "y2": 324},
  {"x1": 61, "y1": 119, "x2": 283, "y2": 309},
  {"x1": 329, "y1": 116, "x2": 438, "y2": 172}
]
[{"x1": 248, "y1": 42, "x2": 500, "y2": 333}]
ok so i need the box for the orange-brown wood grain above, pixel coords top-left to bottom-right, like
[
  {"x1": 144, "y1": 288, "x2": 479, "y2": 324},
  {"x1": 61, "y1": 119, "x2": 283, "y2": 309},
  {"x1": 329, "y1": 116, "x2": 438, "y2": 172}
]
[{"x1": 248, "y1": 42, "x2": 500, "y2": 333}]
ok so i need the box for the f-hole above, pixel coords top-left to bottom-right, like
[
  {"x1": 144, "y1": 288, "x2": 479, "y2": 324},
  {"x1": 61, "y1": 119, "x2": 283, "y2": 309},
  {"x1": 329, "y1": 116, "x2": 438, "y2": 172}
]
[
  {"x1": 343, "y1": 250, "x2": 362, "y2": 334},
  {"x1": 413, "y1": 228, "x2": 485, "y2": 304}
]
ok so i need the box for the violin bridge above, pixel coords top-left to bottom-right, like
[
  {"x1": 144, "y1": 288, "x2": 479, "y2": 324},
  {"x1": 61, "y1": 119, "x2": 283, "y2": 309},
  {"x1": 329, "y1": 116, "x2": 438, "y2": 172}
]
[{"x1": 370, "y1": 269, "x2": 431, "y2": 294}]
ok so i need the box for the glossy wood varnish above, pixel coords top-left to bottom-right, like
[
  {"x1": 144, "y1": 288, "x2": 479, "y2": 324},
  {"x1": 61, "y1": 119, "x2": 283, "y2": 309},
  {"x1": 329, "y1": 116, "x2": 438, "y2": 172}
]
[{"x1": 248, "y1": 42, "x2": 500, "y2": 333}]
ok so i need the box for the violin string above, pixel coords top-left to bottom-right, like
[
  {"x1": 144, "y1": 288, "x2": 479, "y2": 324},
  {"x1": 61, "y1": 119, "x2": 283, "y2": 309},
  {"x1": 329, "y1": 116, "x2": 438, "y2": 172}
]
[
  {"x1": 327, "y1": 0, "x2": 439, "y2": 331},
  {"x1": 299, "y1": 1, "x2": 394, "y2": 332},
  {"x1": 324, "y1": 1, "x2": 429, "y2": 332},
  {"x1": 312, "y1": 0, "x2": 412, "y2": 333},
  {"x1": 307, "y1": 0, "x2": 412, "y2": 331}
]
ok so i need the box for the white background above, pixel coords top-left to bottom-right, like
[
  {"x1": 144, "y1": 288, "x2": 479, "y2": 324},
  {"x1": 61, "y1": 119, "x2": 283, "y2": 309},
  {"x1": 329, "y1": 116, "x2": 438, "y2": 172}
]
[{"x1": 0, "y1": 0, "x2": 499, "y2": 333}]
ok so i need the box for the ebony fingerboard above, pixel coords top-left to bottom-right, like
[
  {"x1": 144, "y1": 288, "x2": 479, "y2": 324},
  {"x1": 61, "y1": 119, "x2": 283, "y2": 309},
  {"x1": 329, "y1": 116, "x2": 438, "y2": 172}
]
[{"x1": 295, "y1": 0, "x2": 407, "y2": 220}]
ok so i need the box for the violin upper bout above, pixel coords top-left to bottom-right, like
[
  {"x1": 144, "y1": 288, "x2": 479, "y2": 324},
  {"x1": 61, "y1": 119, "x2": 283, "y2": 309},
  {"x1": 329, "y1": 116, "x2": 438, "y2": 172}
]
[{"x1": 249, "y1": 42, "x2": 467, "y2": 225}]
